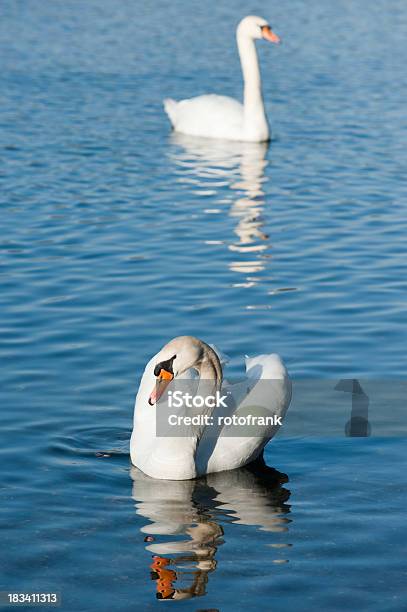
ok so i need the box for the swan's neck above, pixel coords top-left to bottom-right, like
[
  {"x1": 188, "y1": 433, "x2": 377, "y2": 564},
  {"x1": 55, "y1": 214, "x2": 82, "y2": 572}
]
[
  {"x1": 199, "y1": 355, "x2": 222, "y2": 388},
  {"x1": 237, "y1": 33, "x2": 269, "y2": 141}
]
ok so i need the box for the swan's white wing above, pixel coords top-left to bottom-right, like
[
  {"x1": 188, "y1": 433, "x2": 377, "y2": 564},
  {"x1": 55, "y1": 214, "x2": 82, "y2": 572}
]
[
  {"x1": 195, "y1": 354, "x2": 291, "y2": 475},
  {"x1": 164, "y1": 95, "x2": 244, "y2": 140}
]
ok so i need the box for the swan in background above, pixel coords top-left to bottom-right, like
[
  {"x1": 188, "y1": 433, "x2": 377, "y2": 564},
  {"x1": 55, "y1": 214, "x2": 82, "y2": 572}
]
[
  {"x1": 130, "y1": 336, "x2": 291, "y2": 480},
  {"x1": 130, "y1": 463, "x2": 291, "y2": 599},
  {"x1": 164, "y1": 15, "x2": 280, "y2": 142}
]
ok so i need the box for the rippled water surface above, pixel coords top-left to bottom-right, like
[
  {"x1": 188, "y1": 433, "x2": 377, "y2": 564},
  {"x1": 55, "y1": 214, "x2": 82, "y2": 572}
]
[{"x1": 1, "y1": 1, "x2": 407, "y2": 610}]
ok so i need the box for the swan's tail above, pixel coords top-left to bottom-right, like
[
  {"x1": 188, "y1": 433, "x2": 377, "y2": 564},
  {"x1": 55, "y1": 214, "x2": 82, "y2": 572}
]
[{"x1": 163, "y1": 98, "x2": 178, "y2": 127}]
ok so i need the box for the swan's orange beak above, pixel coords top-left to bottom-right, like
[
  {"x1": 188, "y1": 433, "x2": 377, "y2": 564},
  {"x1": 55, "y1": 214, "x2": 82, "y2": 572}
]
[
  {"x1": 261, "y1": 26, "x2": 281, "y2": 45},
  {"x1": 148, "y1": 369, "x2": 174, "y2": 406}
]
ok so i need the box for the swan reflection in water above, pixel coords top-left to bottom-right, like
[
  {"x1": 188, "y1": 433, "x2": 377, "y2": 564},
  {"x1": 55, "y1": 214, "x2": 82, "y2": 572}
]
[
  {"x1": 169, "y1": 134, "x2": 271, "y2": 285},
  {"x1": 131, "y1": 461, "x2": 291, "y2": 601}
]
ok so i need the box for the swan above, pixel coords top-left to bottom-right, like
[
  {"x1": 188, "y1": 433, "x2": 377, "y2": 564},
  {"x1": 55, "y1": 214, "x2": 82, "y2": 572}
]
[
  {"x1": 130, "y1": 336, "x2": 291, "y2": 480},
  {"x1": 163, "y1": 15, "x2": 280, "y2": 143}
]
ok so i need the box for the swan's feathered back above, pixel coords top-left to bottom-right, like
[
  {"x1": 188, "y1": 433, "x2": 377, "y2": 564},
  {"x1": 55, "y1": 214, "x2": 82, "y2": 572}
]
[{"x1": 195, "y1": 353, "x2": 291, "y2": 476}]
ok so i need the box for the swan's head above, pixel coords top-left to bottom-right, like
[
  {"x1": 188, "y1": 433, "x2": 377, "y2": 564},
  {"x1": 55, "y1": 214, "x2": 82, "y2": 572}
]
[
  {"x1": 237, "y1": 15, "x2": 280, "y2": 44},
  {"x1": 148, "y1": 336, "x2": 222, "y2": 405}
]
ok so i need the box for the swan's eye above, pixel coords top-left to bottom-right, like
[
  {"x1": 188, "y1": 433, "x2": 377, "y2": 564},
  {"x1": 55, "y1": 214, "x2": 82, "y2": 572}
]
[{"x1": 154, "y1": 355, "x2": 176, "y2": 378}]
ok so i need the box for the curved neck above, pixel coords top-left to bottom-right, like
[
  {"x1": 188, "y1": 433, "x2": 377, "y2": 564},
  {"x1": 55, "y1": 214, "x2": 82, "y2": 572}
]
[
  {"x1": 198, "y1": 345, "x2": 223, "y2": 390},
  {"x1": 237, "y1": 33, "x2": 269, "y2": 140},
  {"x1": 237, "y1": 34, "x2": 264, "y2": 112}
]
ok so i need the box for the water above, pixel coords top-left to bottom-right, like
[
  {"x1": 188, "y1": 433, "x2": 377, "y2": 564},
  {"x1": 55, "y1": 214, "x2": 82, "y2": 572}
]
[{"x1": 1, "y1": 0, "x2": 407, "y2": 609}]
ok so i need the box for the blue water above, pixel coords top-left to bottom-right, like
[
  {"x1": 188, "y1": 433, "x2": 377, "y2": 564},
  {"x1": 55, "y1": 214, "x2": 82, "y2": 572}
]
[{"x1": 1, "y1": 0, "x2": 407, "y2": 610}]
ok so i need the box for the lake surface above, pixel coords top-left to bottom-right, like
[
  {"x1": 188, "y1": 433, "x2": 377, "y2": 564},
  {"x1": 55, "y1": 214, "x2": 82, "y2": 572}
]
[{"x1": 1, "y1": 0, "x2": 407, "y2": 610}]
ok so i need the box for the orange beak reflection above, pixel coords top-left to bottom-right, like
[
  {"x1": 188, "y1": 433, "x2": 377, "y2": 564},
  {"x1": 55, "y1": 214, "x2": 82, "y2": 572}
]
[
  {"x1": 261, "y1": 26, "x2": 281, "y2": 45},
  {"x1": 148, "y1": 369, "x2": 174, "y2": 406}
]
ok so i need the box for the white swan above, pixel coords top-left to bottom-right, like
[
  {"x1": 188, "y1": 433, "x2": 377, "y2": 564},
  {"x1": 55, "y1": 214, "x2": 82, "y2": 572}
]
[
  {"x1": 130, "y1": 336, "x2": 291, "y2": 480},
  {"x1": 163, "y1": 15, "x2": 280, "y2": 142}
]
